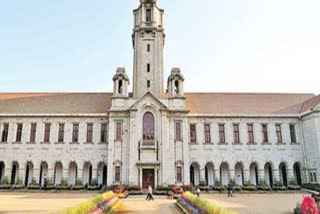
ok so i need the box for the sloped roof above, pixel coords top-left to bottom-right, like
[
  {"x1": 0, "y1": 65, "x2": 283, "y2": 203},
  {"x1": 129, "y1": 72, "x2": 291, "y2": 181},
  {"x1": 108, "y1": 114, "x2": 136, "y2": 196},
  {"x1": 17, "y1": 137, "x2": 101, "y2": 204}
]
[
  {"x1": 0, "y1": 92, "x2": 318, "y2": 115},
  {"x1": 184, "y1": 93, "x2": 315, "y2": 115},
  {"x1": 0, "y1": 93, "x2": 112, "y2": 114}
]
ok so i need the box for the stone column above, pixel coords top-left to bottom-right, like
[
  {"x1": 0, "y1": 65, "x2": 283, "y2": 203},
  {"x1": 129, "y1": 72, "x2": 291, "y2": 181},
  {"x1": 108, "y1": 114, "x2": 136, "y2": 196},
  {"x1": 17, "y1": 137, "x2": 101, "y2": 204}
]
[
  {"x1": 63, "y1": 168, "x2": 68, "y2": 184},
  {"x1": 47, "y1": 168, "x2": 55, "y2": 184},
  {"x1": 77, "y1": 168, "x2": 83, "y2": 184},
  {"x1": 33, "y1": 168, "x2": 40, "y2": 185},
  {"x1": 92, "y1": 168, "x2": 98, "y2": 181},
  {"x1": 139, "y1": 167, "x2": 142, "y2": 189},
  {"x1": 199, "y1": 167, "x2": 206, "y2": 185},
  {"x1": 287, "y1": 168, "x2": 294, "y2": 182},
  {"x1": 214, "y1": 169, "x2": 220, "y2": 185},
  {"x1": 258, "y1": 168, "x2": 265, "y2": 185},
  {"x1": 155, "y1": 167, "x2": 158, "y2": 188},
  {"x1": 229, "y1": 169, "x2": 235, "y2": 183},
  {"x1": 18, "y1": 167, "x2": 25, "y2": 184},
  {"x1": 243, "y1": 169, "x2": 250, "y2": 184},
  {"x1": 4, "y1": 167, "x2": 12, "y2": 182},
  {"x1": 273, "y1": 169, "x2": 280, "y2": 184}
]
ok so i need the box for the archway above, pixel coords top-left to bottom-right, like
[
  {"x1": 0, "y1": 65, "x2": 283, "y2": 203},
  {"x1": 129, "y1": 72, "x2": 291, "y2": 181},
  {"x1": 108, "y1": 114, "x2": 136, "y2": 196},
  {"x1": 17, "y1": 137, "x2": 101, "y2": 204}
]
[
  {"x1": 98, "y1": 163, "x2": 107, "y2": 185},
  {"x1": 249, "y1": 162, "x2": 259, "y2": 185},
  {"x1": 11, "y1": 162, "x2": 19, "y2": 185},
  {"x1": 39, "y1": 162, "x2": 48, "y2": 186},
  {"x1": 220, "y1": 162, "x2": 229, "y2": 185},
  {"x1": 83, "y1": 162, "x2": 93, "y2": 185},
  {"x1": 293, "y1": 162, "x2": 302, "y2": 186},
  {"x1": 54, "y1": 162, "x2": 63, "y2": 185},
  {"x1": 189, "y1": 162, "x2": 200, "y2": 186},
  {"x1": 235, "y1": 162, "x2": 244, "y2": 186},
  {"x1": 24, "y1": 162, "x2": 34, "y2": 186},
  {"x1": 279, "y1": 162, "x2": 288, "y2": 187},
  {"x1": 205, "y1": 163, "x2": 214, "y2": 186},
  {"x1": 0, "y1": 162, "x2": 5, "y2": 183},
  {"x1": 264, "y1": 162, "x2": 273, "y2": 187},
  {"x1": 68, "y1": 162, "x2": 78, "y2": 185}
]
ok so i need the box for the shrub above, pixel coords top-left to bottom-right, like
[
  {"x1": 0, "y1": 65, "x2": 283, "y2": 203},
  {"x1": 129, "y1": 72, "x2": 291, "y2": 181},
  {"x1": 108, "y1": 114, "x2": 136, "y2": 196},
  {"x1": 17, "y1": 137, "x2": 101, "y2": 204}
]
[
  {"x1": 229, "y1": 179, "x2": 236, "y2": 186},
  {"x1": 302, "y1": 183, "x2": 320, "y2": 192},
  {"x1": 242, "y1": 185, "x2": 257, "y2": 191},
  {"x1": 182, "y1": 185, "x2": 193, "y2": 192},
  {"x1": 128, "y1": 185, "x2": 141, "y2": 191},
  {"x1": 199, "y1": 179, "x2": 207, "y2": 186},
  {"x1": 257, "y1": 180, "x2": 271, "y2": 191},
  {"x1": 90, "y1": 179, "x2": 98, "y2": 186},
  {"x1": 128, "y1": 190, "x2": 143, "y2": 195},
  {"x1": 177, "y1": 191, "x2": 236, "y2": 214},
  {"x1": 31, "y1": 178, "x2": 38, "y2": 185},
  {"x1": 1, "y1": 177, "x2": 9, "y2": 185},
  {"x1": 156, "y1": 185, "x2": 169, "y2": 191},
  {"x1": 75, "y1": 179, "x2": 83, "y2": 186},
  {"x1": 199, "y1": 186, "x2": 210, "y2": 192}
]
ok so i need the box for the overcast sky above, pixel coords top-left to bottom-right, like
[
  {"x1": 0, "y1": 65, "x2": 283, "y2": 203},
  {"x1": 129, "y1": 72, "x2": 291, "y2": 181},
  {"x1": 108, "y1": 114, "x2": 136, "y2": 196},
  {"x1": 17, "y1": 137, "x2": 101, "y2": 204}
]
[{"x1": 0, "y1": 0, "x2": 319, "y2": 94}]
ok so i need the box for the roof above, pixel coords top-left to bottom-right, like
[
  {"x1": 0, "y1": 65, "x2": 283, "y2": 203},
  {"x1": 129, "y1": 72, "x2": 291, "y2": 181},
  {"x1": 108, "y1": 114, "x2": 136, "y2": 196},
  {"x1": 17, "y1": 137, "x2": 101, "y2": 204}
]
[
  {"x1": 184, "y1": 93, "x2": 315, "y2": 115},
  {"x1": 0, "y1": 93, "x2": 112, "y2": 114},
  {"x1": 0, "y1": 92, "x2": 318, "y2": 115}
]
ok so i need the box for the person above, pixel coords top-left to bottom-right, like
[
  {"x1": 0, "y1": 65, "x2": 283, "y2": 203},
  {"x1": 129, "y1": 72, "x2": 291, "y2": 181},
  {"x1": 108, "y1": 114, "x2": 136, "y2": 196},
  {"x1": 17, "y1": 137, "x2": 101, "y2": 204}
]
[
  {"x1": 196, "y1": 187, "x2": 201, "y2": 197},
  {"x1": 43, "y1": 178, "x2": 48, "y2": 190},
  {"x1": 145, "y1": 185, "x2": 154, "y2": 201},
  {"x1": 227, "y1": 185, "x2": 232, "y2": 197}
]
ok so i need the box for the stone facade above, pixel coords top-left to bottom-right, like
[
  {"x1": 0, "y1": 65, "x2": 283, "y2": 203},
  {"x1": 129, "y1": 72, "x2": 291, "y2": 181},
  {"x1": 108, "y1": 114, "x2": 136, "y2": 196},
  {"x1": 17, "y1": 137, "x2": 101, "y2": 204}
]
[{"x1": 0, "y1": 0, "x2": 319, "y2": 188}]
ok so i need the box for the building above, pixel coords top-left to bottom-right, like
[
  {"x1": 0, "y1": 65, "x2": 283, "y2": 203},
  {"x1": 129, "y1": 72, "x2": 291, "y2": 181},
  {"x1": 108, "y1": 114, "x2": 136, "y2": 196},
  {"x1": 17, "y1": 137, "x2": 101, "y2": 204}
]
[{"x1": 0, "y1": 0, "x2": 320, "y2": 188}]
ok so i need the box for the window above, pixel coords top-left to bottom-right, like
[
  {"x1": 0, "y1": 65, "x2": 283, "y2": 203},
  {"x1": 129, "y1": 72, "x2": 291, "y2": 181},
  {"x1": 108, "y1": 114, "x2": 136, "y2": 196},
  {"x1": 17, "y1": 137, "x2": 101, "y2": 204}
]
[
  {"x1": 175, "y1": 121, "x2": 182, "y2": 141},
  {"x1": 118, "y1": 80, "x2": 123, "y2": 94},
  {"x1": 219, "y1": 124, "x2": 225, "y2": 143},
  {"x1": 262, "y1": 124, "x2": 268, "y2": 143},
  {"x1": 86, "y1": 123, "x2": 93, "y2": 143},
  {"x1": 58, "y1": 123, "x2": 64, "y2": 142},
  {"x1": 233, "y1": 124, "x2": 240, "y2": 144},
  {"x1": 177, "y1": 166, "x2": 182, "y2": 182},
  {"x1": 16, "y1": 123, "x2": 23, "y2": 142},
  {"x1": 44, "y1": 123, "x2": 51, "y2": 142},
  {"x1": 310, "y1": 173, "x2": 313, "y2": 182},
  {"x1": 101, "y1": 123, "x2": 108, "y2": 143},
  {"x1": 72, "y1": 124, "x2": 79, "y2": 143},
  {"x1": 204, "y1": 124, "x2": 211, "y2": 143},
  {"x1": 146, "y1": 9, "x2": 152, "y2": 22},
  {"x1": 247, "y1": 124, "x2": 254, "y2": 144},
  {"x1": 314, "y1": 173, "x2": 317, "y2": 182},
  {"x1": 147, "y1": 44, "x2": 150, "y2": 52},
  {"x1": 290, "y1": 124, "x2": 297, "y2": 143},
  {"x1": 276, "y1": 124, "x2": 283, "y2": 143},
  {"x1": 30, "y1": 123, "x2": 37, "y2": 143},
  {"x1": 143, "y1": 112, "x2": 154, "y2": 140},
  {"x1": 147, "y1": 63, "x2": 150, "y2": 72},
  {"x1": 115, "y1": 122, "x2": 122, "y2": 141},
  {"x1": 190, "y1": 124, "x2": 197, "y2": 143},
  {"x1": 115, "y1": 166, "x2": 121, "y2": 182},
  {"x1": 147, "y1": 80, "x2": 150, "y2": 88},
  {"x1": 1, "y1": 123, "x2": 9, "y2": 142}
]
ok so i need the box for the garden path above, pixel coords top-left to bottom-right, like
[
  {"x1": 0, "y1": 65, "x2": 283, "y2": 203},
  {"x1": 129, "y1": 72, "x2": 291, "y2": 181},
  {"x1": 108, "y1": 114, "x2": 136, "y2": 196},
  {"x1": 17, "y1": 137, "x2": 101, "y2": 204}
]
[{"x1": 115, "y1": 195, "x2": 181, "y2": 214}]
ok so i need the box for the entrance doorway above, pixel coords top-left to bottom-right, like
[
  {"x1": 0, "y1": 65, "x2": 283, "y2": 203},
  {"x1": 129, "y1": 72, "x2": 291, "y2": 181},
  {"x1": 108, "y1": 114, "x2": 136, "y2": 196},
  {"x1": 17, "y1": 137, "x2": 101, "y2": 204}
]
[{"x1": 142, "y1": 169, "x2": 154, "y2": 189}]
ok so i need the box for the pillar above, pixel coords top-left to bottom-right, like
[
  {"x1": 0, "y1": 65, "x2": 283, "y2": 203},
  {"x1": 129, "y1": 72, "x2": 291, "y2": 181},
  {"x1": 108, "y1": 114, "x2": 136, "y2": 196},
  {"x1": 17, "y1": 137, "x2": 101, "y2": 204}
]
[
  {"x1": 139, "y1": 167, "x2": 142, "y2": 188},
  {"x1": 47, "y1": 168, "x2": 55, "y2": 184},
  {"x1": 199, "y1": 167, "x2": 206, "y2": 185},
  {"x1": 63, "y1": 168, "x2": 68, "y2": 184},
  {"x1": 18, "y1": 167, "x2": 25, "y2": 185},
  {"x1": 33, "y1": 168, "x2": 40, "y2": 185},
  {"x1": 258, "y1": 168, "x2": 264, "y2": 185},
  {"x1": 243, "y1": 169, "x2": 250, "y2": 184},
  {"x1": 214, "y1": 169, "x2": 220, "y2": 184},
  {"x1": 287, "y1": 168, "x2": 294, "y2": 182},
  {"x1": 77, "y1": 168, "x2": 83, "y2": 184},
  {"x1": 229, "y1": 169, "x2": 235, "y2": 183},
  {"x1": 155, "y1": 167, "x2": 158, "y2": 188},
  {"x1": 273, "y1": 169, "x2": 280, "y2": 184}
]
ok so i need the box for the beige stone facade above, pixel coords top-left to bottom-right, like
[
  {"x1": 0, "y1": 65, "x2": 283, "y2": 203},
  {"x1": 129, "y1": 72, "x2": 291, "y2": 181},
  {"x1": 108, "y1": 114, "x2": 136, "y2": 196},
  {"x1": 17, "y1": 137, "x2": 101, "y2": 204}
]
[{"x1": 0, "y1": 0, "x2": 320, "y2": 188}]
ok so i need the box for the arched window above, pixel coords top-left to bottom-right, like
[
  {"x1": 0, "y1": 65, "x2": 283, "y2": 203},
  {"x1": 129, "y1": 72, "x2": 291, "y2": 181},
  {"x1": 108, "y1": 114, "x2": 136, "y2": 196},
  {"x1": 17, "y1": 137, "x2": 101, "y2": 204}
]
[
  {"x1": 143, "y1": 112, "x2": 154, "y2": 140},
  {"x1": 118, "y1": 80, "x2": 123, "y2": 94},
  {"x1": 174, "y1": 80, "x2": 179, "y2": 94}
]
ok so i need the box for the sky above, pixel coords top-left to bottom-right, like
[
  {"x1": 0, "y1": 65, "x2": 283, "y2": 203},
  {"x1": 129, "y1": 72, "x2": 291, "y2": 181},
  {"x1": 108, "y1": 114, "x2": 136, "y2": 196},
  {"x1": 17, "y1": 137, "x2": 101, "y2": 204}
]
[{"x1": 0, "y1": 0, "x2": 319, "y2": 94}]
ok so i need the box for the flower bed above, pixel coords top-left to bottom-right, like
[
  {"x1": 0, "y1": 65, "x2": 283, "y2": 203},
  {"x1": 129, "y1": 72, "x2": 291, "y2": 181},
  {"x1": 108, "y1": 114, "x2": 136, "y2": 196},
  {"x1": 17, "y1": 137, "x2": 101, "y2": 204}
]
[
  {"x1": 176, "y1": 191, "x2": 236, "y2": 214},
  {"x1": 302, "y1": 183, "x2": 320, "y2": 192},
  {"x1": 62, "y1": 191, "x2": 120, "y2": 214}
]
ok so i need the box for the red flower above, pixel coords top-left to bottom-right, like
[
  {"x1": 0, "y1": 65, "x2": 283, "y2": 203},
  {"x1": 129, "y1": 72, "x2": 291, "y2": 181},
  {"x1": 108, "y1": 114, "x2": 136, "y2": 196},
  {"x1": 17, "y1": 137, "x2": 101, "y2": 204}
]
[{"x1": 302, "y1": 196, "x2": 319, "y2": 214}]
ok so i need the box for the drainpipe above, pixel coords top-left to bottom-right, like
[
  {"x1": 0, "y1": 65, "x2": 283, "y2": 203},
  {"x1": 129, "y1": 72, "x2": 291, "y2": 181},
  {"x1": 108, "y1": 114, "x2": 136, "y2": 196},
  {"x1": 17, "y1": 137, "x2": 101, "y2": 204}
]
[{"x1": 299, "y1": 116, "x2": 309, "y2": 183}]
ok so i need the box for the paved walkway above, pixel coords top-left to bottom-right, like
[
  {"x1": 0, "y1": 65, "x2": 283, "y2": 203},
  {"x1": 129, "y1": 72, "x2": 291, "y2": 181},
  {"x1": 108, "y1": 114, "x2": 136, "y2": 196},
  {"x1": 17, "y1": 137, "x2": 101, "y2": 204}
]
[{"x1": 115, "y1": 195, "x2": 181, "y2": 214}]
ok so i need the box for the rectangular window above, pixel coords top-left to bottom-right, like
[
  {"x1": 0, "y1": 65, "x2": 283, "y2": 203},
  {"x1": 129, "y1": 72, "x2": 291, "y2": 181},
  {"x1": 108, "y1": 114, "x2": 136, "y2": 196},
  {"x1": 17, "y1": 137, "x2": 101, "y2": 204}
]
[
  {"x1": 147, "y1": 63, "x2": 150, "y2": 72},
  {"x1": 44, "y1": 123, "x2": 51, "y2": 142},
  {"x1": 233, "y1": 124, "x2": 240, "y2": 144},
  {"x1": 290, "y1": 124, "x2": 297, "y2": 143},
  {"x1": 146, "y1": 9, "x2": 152, "y2": 22},
  {"x1": 86, "y1": 123, "x2": 93, "y2": 143},
  {"x1": 219, "y1": 124, "x2": 225, "y2": 143},
  {"x1": 30, "y1": 123, "x2": 37, "y2": 143},
  {"x1": 16, "y1": 123, "x2": 23, "y2": 142},
  {"x1": 276, "y1": 124, "x2": 283, "y2": 143},
  {"x1": 175, "y1": 121, "x2": 182, "y2": 141},
  {"x1": 1, "y1": 123, "x2": 9, "y2": 142},
  {"x1": 314, "y1": 173, "x2": 317, "y2": 182},
  {"x1": 204, "y1": 124, "x2": 211, "y2": 143},
  {"x1": 147, "y1": 80, "x2": 150, "y2": 88},
  {"x1": 247, "y1": 124, "x2": 254, "y2": 144},
  {"x1": 177, "y1": 166, "x2": 182, "y2": 182},
  {"x1": 72, "y1": 123, "x2": 79, "y2": 143},
  {"x1": 262, "y1": 124, "x2": 268, "y2": 143},
  {"x1": 310, "y1": 172, "x2": 314, "y2": 182},
  {"x1": 115, "y1": 166, "x2": 120, "y2": 182},
  {"x1": 116, "y1": 122, "x2": 122, "y2": 141},
  {"x1": 58, "y1": 123, "x2": 64, "y2": 143},
  {"x1": 101, "y1": 123, "x2": 108, "y2": 143},
  {"x1": 190, "y1": 124, "x2": 197, "y2": 143},
  {"x1": 147, "y1": 44, "x2": 150, "y2": 52}
]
